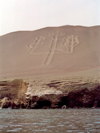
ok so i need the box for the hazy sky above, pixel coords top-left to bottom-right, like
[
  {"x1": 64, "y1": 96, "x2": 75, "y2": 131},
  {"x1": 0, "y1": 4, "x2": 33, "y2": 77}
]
[{"x1": 0, "y1": 0, "x2": 100, "y2": 35}]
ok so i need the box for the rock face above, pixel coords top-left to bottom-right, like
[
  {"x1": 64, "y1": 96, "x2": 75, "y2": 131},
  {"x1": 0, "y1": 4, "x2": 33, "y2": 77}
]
[
  {"x1": 24, "y1": 78, "x2": 100, "y2": 109},
  {"x1": 25, "y1": 85, "x2": 100, "y2": 109},
  {"x1": 0, "y1": 79, "x2": 28, "y2": 108},
  {"x1": 63, "y1": 86, "x2": 100, "y2": 108},
  {"x1": 0, "y1": 78, "x2": 100, "y2": 109},
  {"x1": 0, "y1": 79, "x2": 28, "y2": 101}
]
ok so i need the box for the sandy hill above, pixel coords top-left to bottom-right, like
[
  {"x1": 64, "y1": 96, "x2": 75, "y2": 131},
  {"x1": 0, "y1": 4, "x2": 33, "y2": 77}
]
[{"x1": 0, "y1": 25, "x2": 100, "y2": 79}]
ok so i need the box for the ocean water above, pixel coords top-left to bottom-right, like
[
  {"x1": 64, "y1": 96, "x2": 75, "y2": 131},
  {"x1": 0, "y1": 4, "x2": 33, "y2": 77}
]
[{"x1": 0, "y1": 109, "x2": 100, "y2": 133}]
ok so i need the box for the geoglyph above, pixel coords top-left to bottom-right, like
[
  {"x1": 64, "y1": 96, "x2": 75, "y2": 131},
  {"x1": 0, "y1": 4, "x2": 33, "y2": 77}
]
[
  {"x1": 28, "y1": 32, "x2": 80, "y2": 65},
  {"x1": 62, "y1": 35, "x2": 79, "y2": 53}
]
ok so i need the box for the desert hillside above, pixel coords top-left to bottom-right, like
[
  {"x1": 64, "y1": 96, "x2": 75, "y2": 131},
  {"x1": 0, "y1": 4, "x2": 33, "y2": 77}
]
[{"x1": 0, "y1": 25, "x2": 100, "y2": 78}]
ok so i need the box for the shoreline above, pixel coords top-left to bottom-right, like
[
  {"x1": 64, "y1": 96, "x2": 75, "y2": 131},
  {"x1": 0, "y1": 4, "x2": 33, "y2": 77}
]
[{"x1": 0, "y1": 77, "x2": 100, "y2": 109}]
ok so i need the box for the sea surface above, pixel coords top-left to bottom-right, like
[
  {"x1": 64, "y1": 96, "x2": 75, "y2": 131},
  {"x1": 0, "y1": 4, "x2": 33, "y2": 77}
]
[{"x1": 0, "y1": 109, "x2": 100, "y2": 133}]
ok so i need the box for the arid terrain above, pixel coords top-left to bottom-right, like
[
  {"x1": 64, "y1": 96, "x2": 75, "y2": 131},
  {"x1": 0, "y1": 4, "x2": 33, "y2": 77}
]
[
  {"x1": 0, "y1": 25, "x2": 100, "y2": 108},
  {"x1": 0, "y1": 25, "x2": 100, "y2": 78}
]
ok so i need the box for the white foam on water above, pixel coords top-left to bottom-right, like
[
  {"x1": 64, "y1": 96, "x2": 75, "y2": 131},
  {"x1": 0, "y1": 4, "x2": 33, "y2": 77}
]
[{"x1": 7, "y1": 128, "x2": 22, "y2": 132}]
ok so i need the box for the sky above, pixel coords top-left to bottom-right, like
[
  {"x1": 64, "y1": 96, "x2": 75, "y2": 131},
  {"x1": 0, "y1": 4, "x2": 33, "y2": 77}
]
[{"x1": 0, "y1": 0, "x2": 100, "y2": 36}]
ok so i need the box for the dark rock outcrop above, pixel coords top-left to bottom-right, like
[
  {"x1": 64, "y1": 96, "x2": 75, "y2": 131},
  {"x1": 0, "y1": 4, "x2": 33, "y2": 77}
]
[
  {"x1": 25, "y1": 85, "x2": 100, "y2": 109},
  {"x1": 61, "y1": 86, "x2": 100, "y2": 108},
  {"x1": 0, "y1": 98, "x2": 27, "y2": 109},
  {"x1": 26, "y1": 94, "x2": 65, "y2": 109}
]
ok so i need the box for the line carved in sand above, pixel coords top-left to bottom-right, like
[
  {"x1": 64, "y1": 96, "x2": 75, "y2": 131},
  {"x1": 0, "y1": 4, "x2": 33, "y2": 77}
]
[
  {"x1": 28, "y1": 36, "x2": 45, "y2": 54},
  {"x1": 27, "y1": 33, "x2": 79, "y2": 66},
  {"x1": 44, "y1": 31, "x2": 65, "y2": 65},
  {"x1": 62, "y1": 35, "x2": 79, "y2": 53}
]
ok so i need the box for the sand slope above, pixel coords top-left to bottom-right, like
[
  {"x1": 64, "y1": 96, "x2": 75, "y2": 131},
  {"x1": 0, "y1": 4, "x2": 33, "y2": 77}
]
[{"x1": 0, "y1": 25, "x2": 100, "y2": 78}]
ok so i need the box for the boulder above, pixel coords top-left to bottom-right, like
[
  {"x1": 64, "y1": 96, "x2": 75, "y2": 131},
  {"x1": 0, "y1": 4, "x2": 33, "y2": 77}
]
[
  {"x1": 13, "y1": 99, "x2": 21, "y2": 108},
  {"x1": 9, "y1": 100, "x2": 16, "y2": 109},
  {"x1": 0, "y1": 97, "x2": 10, "y2": 108},
  {"x1": 61, "y1": 105, "x2": 67, "y2": 109},
  {"x1": 30, "y1": 102, "x2": 37, "y2": 109},
  {"x1": 20, "y1": 101, "x2": 26, "y2": 109}
]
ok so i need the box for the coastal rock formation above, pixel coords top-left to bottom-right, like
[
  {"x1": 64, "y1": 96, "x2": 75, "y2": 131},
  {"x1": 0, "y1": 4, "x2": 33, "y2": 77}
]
[
  {"x1": 0, "y1": 79, "x2": 28, "y2": 108},
  {"x1": 25, "y1": 80, "x2": 100, "y2": 109},
  {"x1": 0, "y1": 78, "x2": 100, "y2": 109},
  {"x1": 9, "y1": 99, "x2": 26, "y2": 109},
  {"x1": 0, "y1": 79, "x2": 28, "y2": 101},
  {"x1": 0, "y1": 97, "x2": 10, "y2": 108},
  {"x1": 63, "y1": 86, "x2": 100, "y2": 108},
  {"x1": 0, "y1": 98, "x2": 26, "y2": 109}
]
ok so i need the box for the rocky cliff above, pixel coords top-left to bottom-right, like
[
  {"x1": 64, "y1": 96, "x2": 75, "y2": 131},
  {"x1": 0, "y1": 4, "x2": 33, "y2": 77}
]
[
  {"x1": 0, "y1": 79, "x2": 28, "y2": 108},
  {"x1": 0, "y1": 78, "x2": 100, "y2": 109},
  {"x1": 25, "y1": 78, "x2": 100, "y2": 109}
]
